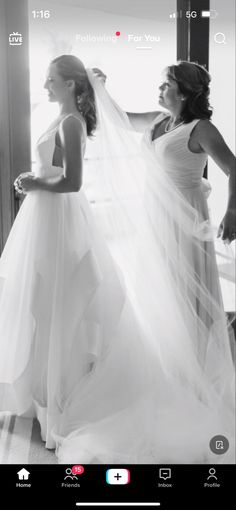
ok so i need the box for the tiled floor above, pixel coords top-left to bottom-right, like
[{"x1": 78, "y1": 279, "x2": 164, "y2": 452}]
[{"x1": 0, "y1": 413, "x2": 56, "y2": 464}]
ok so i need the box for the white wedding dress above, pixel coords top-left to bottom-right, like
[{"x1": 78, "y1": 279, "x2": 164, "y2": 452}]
[{"x1": 0, "y1": 91, "x2": 235, "y2": 463}]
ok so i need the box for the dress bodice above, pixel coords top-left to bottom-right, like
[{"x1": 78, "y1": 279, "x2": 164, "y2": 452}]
[
  {"x1": 34, "y1": 114, "x2": 87, "y2": 178},
  {"x1": 144, "y1": 113, "x2": 208, "y2": 190}
]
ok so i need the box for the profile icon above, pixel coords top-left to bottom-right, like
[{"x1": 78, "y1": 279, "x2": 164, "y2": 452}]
[{"x1": 207, "y1": 468, "x2": 217, "y2": 481}]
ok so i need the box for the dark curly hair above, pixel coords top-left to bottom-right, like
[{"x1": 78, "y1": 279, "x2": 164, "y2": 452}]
[
  {"x1": 166, "y1": 61, "x2": 213, "y2": 123},
  {"x1": 51, "y1": 55, "x2": 97, "y2": 137}
]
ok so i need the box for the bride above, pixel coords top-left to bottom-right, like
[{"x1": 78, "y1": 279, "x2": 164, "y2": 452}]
[{"x1": 0, "y1": 55, "x2": 235, "y2": 464}]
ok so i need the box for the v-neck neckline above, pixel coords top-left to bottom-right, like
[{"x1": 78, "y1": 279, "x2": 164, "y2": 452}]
[{"x1": 151, "y1": 113, "x2": 187, "y2": 143}]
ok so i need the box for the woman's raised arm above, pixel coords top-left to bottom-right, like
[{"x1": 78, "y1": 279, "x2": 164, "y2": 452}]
[
  {"x1": 126, "y1": 111, "x2": 161, "y2": 132},
  {"x1": 92, "y1": 68, "x2": 160, "y2": 132}
]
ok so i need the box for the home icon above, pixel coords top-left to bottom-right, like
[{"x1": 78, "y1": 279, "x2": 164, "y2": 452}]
[{"x1": 17, "y1": 468, "x2": 30, "y2": 480}]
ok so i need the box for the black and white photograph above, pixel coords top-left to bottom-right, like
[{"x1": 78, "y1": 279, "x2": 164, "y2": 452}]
[{"x1": 0, "y1": 0, "x2": 235, "y2": 478}]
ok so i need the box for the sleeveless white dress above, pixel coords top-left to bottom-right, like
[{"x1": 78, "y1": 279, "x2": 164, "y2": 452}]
[
  {"x1": 145, "y1": 112, "x2": 224, "y2": 324},
  {"x1": 0, "y1": 114, "x2": 235, "y2": 463}
]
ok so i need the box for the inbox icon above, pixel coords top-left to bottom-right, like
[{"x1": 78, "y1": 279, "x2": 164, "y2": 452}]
[
  {"x1": 106, "y1": 469, "x2": 130, "y2": 485},
  {"x1": 159, "y1": 468, "x2": 171, "y2": 480}
]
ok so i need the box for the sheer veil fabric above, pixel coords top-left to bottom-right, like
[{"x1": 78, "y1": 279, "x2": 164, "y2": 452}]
[{"x1": 51, "y1": 71, "x2": 235, "y2": 463}]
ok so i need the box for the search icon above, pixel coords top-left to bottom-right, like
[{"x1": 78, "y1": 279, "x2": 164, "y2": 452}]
[{"x1": 214, "y1": 32, "x2": 226, "y2": 44}]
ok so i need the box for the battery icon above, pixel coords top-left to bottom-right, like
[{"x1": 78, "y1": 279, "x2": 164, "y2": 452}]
[
  {"x1": 201, "y1": 10, "x2": 218, "y2": 18},
  {"x1": 201, "y1": 10, "x2": 211, "y2": 17}
]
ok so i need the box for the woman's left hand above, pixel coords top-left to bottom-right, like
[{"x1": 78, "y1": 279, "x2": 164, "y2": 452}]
[
  {"x1": 217, "y1": 208, "x2": 236, "y2": 243},
  {"x1": 14, "y1": 173, "x2": 38, "y2": 194}
]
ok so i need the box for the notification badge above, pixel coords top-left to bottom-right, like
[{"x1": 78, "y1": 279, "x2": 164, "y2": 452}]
[
  {"x1": 72, "y1": 465, "x2": 85, "y2": 475},
  {"x1": 106, "y1": 469, "x2": 130, "y2": 485}
]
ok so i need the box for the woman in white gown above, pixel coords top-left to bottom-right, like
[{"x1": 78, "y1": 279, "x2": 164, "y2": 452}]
[{"x1": 0, "y1": 56, "x2": 235, "y2": 464}]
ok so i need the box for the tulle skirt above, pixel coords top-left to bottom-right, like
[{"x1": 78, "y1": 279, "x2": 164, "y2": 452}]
[{"x1": 0, "y1": 188, "x2": 235, "y2": 463}]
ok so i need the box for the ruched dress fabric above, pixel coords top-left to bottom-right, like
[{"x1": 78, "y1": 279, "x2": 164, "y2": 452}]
[{"x1": 0, "y1": 113, "x2": 235, "y2": 464}]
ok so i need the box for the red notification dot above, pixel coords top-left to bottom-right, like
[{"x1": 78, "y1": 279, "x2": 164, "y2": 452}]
[
  {"x1": 116, "y1": 31, "x2": 121, "y2": 36},
  {"x1": 72, "y1": 465, "x2": 85, "y2": 475}
]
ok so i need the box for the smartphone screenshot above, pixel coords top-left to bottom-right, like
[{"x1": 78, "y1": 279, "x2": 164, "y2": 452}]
[{"x1": 0, "y1": 0, "x2": 235, "y2": 508}]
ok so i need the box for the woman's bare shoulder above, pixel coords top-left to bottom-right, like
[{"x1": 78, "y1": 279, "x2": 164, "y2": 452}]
[
  {"x1": 192, "y1": 119, "x2": 224, "y2": 145},
  {"x1": 60, "y1": 113, "x2": 85, "y2": 129},
  {"x1": 194, "y1": 119, "x2": 219, "y2": 134},
  {"x1": 59, "y1": 114, "x2": 86, "y2": 141}
]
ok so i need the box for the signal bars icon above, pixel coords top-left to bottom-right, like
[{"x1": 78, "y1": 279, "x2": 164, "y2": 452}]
[{"x1": 169, "y1": 11, "x2": 182, "y2": 19}]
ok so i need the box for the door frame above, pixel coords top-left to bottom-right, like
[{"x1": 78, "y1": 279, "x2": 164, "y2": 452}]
[
  {"x1": 177, "y1": 0, "x2": 210, "y2": 178},
  {"x1": 0, "y1": 0, "x2": 31, "y2": 253}
]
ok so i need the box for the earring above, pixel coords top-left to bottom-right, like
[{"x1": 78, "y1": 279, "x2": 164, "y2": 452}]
[{"x1": 181, "y1": 97, "x2": 185, "y2": 101}]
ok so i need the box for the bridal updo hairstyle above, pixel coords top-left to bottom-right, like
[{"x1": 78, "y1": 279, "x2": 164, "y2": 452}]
[
  {"x1": 52, "y1": 55, "x2": 97, "y2": 136},
  {"x1": 166, "y1": 61, "x2": 213, "y2": 122}
]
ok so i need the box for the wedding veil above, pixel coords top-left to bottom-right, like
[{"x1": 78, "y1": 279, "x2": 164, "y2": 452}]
[{"x1": 85, "y1": 69, "x2": 235, "y2": 441}]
